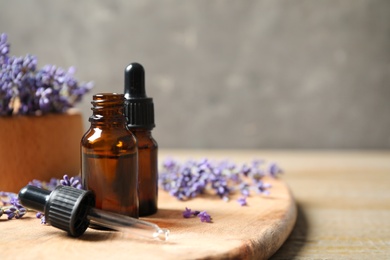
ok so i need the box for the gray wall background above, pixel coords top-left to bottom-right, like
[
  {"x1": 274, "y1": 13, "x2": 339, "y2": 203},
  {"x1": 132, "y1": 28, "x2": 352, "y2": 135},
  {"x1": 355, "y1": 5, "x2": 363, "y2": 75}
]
[{"x1": 1, "y1": 0, "x2": 389, "y2": 149}]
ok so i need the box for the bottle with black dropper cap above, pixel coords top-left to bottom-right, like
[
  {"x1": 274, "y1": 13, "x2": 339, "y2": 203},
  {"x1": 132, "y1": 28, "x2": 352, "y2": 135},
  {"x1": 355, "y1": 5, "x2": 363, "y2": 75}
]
[{"x1": 124, "y1": 62, "x2": 158, "y2": 216}]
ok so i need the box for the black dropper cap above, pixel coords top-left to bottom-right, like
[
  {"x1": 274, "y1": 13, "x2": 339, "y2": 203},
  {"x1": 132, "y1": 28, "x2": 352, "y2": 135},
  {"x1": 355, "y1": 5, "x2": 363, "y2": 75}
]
[
  {"x1": 124, "y1": 62, "x2": 155, "y2": 130},
  {"x1": 18, "y1": 185, "x2": 95, "y2": 237}
]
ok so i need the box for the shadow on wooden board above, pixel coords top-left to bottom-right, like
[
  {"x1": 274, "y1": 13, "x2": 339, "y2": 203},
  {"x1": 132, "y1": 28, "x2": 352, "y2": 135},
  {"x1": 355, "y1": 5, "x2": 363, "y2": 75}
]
[{"x1": 270, "y1": 202, "x2": 309, "y2": 259}]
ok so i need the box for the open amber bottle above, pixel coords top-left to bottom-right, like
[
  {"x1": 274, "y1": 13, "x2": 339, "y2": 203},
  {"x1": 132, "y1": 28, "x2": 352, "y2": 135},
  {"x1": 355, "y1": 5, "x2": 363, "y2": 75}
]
[{"x1": 81, "y1": 93, "x2": 138, "y2": 218}]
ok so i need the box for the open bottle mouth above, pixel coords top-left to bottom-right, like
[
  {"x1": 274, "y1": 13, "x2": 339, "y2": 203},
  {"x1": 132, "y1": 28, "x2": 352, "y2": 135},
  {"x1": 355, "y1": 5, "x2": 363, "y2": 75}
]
[
  {"x1": 89, "y1": 93, "x2": 127, "y2": 123},
  {"x1": 91, "y1": 93, "x2": 124, "y2": 109}
]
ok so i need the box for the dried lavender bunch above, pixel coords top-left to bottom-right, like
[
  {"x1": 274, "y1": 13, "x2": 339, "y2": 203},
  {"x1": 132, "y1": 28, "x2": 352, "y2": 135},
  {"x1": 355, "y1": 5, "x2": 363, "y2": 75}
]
[
  {"x1": 0, "y1": 191, "x2": 27, "y2": 219},
  {"x1": 0, "y1": 33, "x2": 93, "y2": 116},
  {"x1": 159, "y1": 158, "x2": 282, "y2": 201}
]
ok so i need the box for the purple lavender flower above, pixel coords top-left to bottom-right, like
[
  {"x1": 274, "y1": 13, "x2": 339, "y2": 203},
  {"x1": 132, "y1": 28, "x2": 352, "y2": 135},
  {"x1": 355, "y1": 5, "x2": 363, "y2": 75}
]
[
  {"x1": 30, "y1": 175, "x2": 82, "y2": 192},
  {"x1": 0, "y1": 191, "x2": 16, "y2": 205},
  {"x1": 160, "y1": 158, "x2": 211, "y2": 200},
  {"x1": 0, "y1": 64, "x2": 14, "y2": 115},
  {"x1": 15, "y1": 207, "x2": 27, "y2": 219},
  {"x1": 36, "y1": 211, "x2": 46, "y2": 224},
  {"x1": 40, "y1": 215, "x2": 46, "y2": 224},
  {"x1": 1, "y1": 194, "x2": 27, "y2": 220},
  {"x1": 182, "y1": 207, "x2": 193, "y2": 218},
  {"x1": 197, "y1": 211, "x2": 212, "y2": 223},
  {"x1": 162, "y1": 157, "x2": 177, "y2": 170},
  {"x1": 0, "y1": 33, "x2": 93, "y2": 116},
  {"x1": 268, "y1": 163, "x2": 283, "y2": 178},
  {"x1": 46, "y1": 178, "x2": 61, "y2": 190},
  {"x1": 159, "y1": 157, "x2": 283, "y2": 201},
  {"x1": 182, "y1": 207, "x2": 201, "y2": 218},
  {"x1": 240, "y1": 164, "x2": 251, "y2": 177},
  {"x1": 4, "y1": 206, "x2": 16, "y2": 219},
  {"x1": 252, "y1": 159, "x2": 265, "y2": 168},
  {"x1": 35, "y1": 64, "x2": 63, "y2": 87},
  {"x1": 249, "y1": 168, "x2": 265, "y2": 183},
  {"x1": 256, "y1": 181, "x2": 272, "y2": 195},
  {"x1": 239, "y1": 182, "x2": 251, "y2": 197},
  {"x1": 0, "y1": 33, "x2": 10, "y2": 63},
  {"x1": 237, "y1": 197, "x2": 247, "y2": 206},
  {"x1": 28, "y1": 179, "x2": 44, "y2": 188},
  {"x1": 60, "y1": 174, "x2": 83, "y2": 189},
  {"x1": 29, "y1": 178, "x2": 57, "y2": 190}
]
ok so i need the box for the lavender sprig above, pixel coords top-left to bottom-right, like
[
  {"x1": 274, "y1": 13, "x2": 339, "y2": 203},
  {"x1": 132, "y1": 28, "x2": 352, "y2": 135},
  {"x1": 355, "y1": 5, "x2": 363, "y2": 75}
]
[
  {"x1": 0, "y1": 32, "x2": 93, "y2": 116},
  {"x1": 0, "y1": 192, "x2": 27, "y2": 219},
  {"x1": 182, "y1": 207, "x2": 211, "y2": 223},
  {"x1": 197, "y1": 211, "x2": 212, "y2": 223},
  {"x1": 159, "y1": 158, "x2": 282, "y2": 201},
  {"x1": 182, "y1": 207, "x2": 194, "y2": 218},
  {"x1": 60, "y1": 174, "x2": 83, "y2": 189},
  {"x1": 0, "y1": 33, "x2": 10, "y2": 64},
  {"x1": 256, "y1": 181, "x2": 272, "y2": 196},
  {"x1": 237, "y1": 197, "x2": 248, "y2": 206}
]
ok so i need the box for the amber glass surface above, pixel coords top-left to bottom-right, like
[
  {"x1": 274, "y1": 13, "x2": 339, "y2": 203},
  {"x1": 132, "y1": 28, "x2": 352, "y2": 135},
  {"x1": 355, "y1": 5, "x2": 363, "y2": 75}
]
[
  {"x1": 132, "y1": 129, "x2": 158, "y2": 216},
  {"x1": 81, "y1": 93, "x2": 138, "y2": 218}
]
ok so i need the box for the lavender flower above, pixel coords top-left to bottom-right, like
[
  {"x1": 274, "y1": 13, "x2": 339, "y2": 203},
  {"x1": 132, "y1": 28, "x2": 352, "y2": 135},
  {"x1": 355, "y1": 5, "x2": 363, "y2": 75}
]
[
  {"x1": 36, "y1": 211, "x2": 43, "y2": 218},
  {"x1": 182, "y1": 207, "x2": 211, "y2": 223},
  {"x1": 237, "y1": 197, "x2": 248, "y2": 206},
  {"x1": 36, "y1": 212, "x2": 46, "y2": 224},
  {"x1": 268, "y1": 163, "x2": 283, "y2": 178},
  {"x1": 0, "y1": 32, "x2": 93, "y2": 116},
  {"x1": 4, "y1": 206, "x2": 17, "y2": 219},
  {"x1": 182, "y1": 207, "x2": 193, "y2": 218},
  {"x1": 60, "y1": 174, "x2": 83, "y2": 189},
  {"x1": 256, "y1": 181, "x2": 272, "y2": 195},
  {"x1": 0, "y1": 192, "x2": 27, "y2": 220},
  {"x1": 29, "y1": 178, "x2": 59, "y2": 190},
  {"x1": 40, "y1": 215, "x2": 46, "y2": 224},
  {"x1": 239, "y1": 182, "x2": 251, "y2": 197},
  {"x1": 240, "y1": 164, "x2": 251, "y2": 177},
  {"x1": 197, "y1": 211, "x2": 212, "y2": 223},
  {"x1": 0, "y1": 33, "x2": 9, "y2": 63},
  {"x1": 159, "y1": 158, "x2": 279, "y2": 201}
]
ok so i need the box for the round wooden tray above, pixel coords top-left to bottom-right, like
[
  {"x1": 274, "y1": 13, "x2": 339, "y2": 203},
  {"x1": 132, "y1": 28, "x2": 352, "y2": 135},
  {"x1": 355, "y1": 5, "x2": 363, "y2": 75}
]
[{"x1": 1, "y1": 176, "x2": 296, "y2": 259}]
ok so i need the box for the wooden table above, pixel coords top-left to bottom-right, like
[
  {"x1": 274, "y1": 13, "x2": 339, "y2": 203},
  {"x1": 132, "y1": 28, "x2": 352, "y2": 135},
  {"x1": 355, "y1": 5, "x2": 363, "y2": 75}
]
[{"x1": 1, "y1": 150, "x2": 389, "y2": 259}]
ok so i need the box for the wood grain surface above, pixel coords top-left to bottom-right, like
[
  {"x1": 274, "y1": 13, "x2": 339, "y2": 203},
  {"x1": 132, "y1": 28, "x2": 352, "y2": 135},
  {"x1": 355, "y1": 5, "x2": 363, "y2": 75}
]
[
  {"x1": 268, "y1": 150, "x2": 390, "y2": 259},
  {"x1": 1, "y1": 150, "x2": 389, "y2": 259},
  {"x1": 0, "y1": 151, "x2": 296, "y2": 260}
]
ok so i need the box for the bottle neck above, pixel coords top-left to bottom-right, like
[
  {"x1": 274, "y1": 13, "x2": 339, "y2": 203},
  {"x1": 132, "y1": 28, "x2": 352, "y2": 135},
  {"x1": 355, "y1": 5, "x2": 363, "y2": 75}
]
[
  {"x1": 89, "y1": 93, "x2": 127, "y2": 126},
  {"x1": 130, "y1": 128, "x2": 152, "y2": 135}
]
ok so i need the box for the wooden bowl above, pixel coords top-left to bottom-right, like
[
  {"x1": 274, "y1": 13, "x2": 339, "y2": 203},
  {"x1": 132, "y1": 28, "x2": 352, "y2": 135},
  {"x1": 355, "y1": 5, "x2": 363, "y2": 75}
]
[{"x1": 0, "y1": 111, "x2": 84, "y2": 193}]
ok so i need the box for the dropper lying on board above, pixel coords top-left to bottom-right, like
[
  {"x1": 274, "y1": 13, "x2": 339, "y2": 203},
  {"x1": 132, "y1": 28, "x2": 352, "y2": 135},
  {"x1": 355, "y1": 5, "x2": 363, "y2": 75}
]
[{"x1": 18, "y1": 185, "x2": 169, "y2": 241}]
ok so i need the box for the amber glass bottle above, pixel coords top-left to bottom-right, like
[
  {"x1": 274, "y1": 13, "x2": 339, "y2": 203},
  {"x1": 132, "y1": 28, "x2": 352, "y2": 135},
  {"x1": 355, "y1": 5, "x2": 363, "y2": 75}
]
[
  {"x1": 81, "y1": 93, "x2": 138, "y2": 218},
  {"x1": 124, "y1": 63, "x2": 158, "y2": 216}
]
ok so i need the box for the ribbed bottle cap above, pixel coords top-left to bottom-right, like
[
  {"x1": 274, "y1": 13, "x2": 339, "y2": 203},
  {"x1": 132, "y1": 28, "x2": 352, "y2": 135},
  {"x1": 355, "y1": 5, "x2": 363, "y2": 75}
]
[
  {"x1": 124, "y1": 62, "x2": 155, "y2": 130},
  {"x1": 45, "y1": 186, "x2": 95, "y2": 237}
]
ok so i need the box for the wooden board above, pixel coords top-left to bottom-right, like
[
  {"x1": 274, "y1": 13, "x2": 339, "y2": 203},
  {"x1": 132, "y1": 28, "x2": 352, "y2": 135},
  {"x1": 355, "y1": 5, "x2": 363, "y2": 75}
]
[{"x1": 0, "y1": 176, "x2": 296, "y2": 260}]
